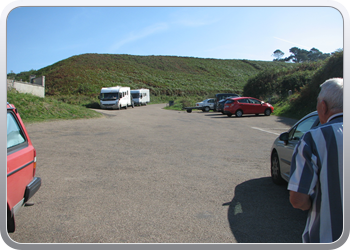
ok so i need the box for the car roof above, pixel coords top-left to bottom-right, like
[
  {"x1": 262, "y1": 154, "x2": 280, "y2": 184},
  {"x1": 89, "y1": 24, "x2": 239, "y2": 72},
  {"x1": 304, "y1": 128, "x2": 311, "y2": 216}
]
[
  {"x1": 290, "y1": 111, "x2": 318, "y2": 128},
  {"x1": 7, "y1": 102, "x2": 15, "y2": 110},
  {"x1": 227, "y1": 96, "x2": 255, "y2": 100},
  {"x1": 299, "y1": 111, "x2": 318, "y2": 121}
]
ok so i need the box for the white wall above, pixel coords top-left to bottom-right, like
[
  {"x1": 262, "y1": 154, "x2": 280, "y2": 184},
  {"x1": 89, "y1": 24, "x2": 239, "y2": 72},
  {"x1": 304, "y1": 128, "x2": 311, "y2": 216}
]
[{"x1": 7, "y1": 76, "x2": 45, "y2": 98}]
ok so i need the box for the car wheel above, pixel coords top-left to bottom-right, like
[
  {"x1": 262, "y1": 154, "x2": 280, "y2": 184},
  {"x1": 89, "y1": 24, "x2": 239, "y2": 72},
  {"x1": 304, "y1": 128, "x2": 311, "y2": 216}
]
[
  {"x1": 7, "y1": 206, "x2": 15, "y2": 233},
  {"x1": 271, "y1": 151, "x2": 284, "y2": 185},
  {"x1": 264, "y1": 108, "x2": 271, "y2": 116},
  {"x1": 235, "y1": 110, "x2": 243, "y2": 117},
  {"x1": 203, "y1": 106, "x2": 210, "y2": 112}
]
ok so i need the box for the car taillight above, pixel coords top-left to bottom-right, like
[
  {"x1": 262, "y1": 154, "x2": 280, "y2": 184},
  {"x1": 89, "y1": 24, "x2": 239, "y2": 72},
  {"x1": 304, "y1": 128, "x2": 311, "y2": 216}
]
[{"x1": 33, "y1": 149, "x2": 37, "y2": 176}]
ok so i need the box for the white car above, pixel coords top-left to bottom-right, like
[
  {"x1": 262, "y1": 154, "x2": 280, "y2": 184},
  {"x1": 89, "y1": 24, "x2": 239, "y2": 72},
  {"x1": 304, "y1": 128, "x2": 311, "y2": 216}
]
[
  {"x1": 196, "y1": 98, "x2": 215, "y2": 112},
  {"x1": 270, "y1": 111, "x2": 320, "y2": 184}
]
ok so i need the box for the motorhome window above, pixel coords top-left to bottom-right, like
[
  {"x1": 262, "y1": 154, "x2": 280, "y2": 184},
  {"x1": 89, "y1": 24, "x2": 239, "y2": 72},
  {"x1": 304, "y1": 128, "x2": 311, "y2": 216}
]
[
  {"x1": 132, "y1": 93, "x2": 139, "y2": 98},
  {"x1": 101, "y1": 93, "x2": 118, "y2": 100}
]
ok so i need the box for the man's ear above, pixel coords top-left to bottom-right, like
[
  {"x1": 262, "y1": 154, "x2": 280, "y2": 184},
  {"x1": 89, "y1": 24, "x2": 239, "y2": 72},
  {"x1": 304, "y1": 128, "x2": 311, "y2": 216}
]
[{"x1": 320, "y1": 100, "x2": 328, "y2": 115}]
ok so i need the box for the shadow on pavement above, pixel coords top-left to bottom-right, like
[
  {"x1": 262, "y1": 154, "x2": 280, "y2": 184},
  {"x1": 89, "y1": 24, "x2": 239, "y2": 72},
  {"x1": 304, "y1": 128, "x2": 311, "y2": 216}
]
[
  {"x1": 274, "y1": 116, "x2": 298, "y2": 127},
  {"x1": 223, "y1": 177, "x2": 307, "y2": 243}
]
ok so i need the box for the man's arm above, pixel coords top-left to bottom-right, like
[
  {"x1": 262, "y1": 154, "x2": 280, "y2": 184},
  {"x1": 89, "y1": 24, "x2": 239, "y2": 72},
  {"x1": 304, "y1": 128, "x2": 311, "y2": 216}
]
[{"x1": 289, "y1": 191, "x2": 311, "y2": 211}]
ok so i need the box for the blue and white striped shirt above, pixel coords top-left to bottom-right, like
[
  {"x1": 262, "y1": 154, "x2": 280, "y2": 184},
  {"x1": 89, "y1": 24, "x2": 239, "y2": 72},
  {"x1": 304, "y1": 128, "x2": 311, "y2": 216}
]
[{"x1": 288, "y1": 113, "x2": 343, "y2": 243}]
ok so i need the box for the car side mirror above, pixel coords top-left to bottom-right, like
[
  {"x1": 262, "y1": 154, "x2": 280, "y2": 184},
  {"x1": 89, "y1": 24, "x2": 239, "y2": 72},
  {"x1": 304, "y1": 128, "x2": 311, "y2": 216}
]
[{"x1": 279, "y1": 132, "x2": 289, "y2": 144}]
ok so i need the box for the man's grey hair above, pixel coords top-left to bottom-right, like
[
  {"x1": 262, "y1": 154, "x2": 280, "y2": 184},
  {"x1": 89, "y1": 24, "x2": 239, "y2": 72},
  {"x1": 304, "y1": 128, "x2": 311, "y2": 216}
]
[{"x1": 318, "y1": 78, "x2": 343, "y2": 111}]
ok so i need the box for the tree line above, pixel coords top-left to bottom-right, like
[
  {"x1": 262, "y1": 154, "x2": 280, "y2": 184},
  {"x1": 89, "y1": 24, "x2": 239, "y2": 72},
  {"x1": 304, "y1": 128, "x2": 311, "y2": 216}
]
[{"x1": 272, "y1": 47, "x2": 342, "y2": 63}]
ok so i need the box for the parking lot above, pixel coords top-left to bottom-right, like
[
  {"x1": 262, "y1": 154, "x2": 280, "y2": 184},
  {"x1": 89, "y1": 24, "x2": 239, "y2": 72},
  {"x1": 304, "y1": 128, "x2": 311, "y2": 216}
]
[{"x1": 8, "y1": 103, "x2": 308, "y2": 244}]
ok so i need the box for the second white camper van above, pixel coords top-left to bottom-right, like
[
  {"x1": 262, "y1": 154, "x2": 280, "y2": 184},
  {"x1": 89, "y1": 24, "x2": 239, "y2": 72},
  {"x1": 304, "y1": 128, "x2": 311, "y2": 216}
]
[
  {"x1": 131, "y1": 89, "x2": 150, "y2": 106},
  {"x1": 99, "y1": 86, "x2": 133, "y2": 109}
]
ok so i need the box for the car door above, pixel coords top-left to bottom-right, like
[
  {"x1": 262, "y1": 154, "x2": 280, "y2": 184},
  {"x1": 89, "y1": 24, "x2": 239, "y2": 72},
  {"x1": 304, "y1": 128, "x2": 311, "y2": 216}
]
[
  {"x1": 7, "y1": 110, "x2": 35, "y2": 212},
  {"x1": 249, "y1": 98, "x2": 264, "y2": 114},
  {"x1": 238, "y1": 98, "x2": 252, "y2": 113},
  {"x1": 208, "y1": 99, "x2": 215, "y2": 109},
  {"x1": 278, "y1": 114, "x2": 320, "y2": 180}
]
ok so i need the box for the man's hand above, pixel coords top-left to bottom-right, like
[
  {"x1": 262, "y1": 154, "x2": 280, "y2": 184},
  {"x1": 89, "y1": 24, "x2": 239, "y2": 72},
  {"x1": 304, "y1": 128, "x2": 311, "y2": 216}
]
[{"x1": 289, "y1": 191, "x2": 311, "y2": 211}]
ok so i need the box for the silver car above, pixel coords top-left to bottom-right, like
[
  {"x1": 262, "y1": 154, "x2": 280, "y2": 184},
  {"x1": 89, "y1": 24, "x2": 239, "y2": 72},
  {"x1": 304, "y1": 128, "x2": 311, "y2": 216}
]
[{"x1": 270, "y1": 111, "x2": 320, "y2": 184}]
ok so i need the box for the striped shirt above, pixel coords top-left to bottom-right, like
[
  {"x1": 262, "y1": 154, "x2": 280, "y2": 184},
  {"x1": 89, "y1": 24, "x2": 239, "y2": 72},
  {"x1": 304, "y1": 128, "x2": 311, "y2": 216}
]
[{"x1": 288, "y1": 113, "x2": 343, "y2": 243}]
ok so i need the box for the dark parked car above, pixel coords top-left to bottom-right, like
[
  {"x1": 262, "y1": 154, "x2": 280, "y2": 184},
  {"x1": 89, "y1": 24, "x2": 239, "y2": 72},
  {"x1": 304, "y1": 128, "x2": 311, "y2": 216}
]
[
  {"x1": 214, "y1": 93, "x2": 239, "y2": 111},
  {"x1": 270, "y1": 111, "x2": 320, "y2": 184},
  {"x1": 217, "y1": 97, "x2": 237, "y2": 113}
]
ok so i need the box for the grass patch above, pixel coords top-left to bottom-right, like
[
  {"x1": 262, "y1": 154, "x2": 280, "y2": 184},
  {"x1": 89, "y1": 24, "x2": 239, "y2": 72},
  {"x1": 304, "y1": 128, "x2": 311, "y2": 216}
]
[{"x1": 7, "y1": 89, "x2": 103, "y2": 124}]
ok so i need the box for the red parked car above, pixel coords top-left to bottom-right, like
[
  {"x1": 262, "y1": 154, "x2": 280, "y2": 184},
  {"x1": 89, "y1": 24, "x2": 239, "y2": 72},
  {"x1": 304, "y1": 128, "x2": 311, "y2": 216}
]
[
  {"x1": 7, "y1": 103, "x2": 41, "y2": 233},
  {"x1": 223, "y1": 97, "x2": 274, "y2": 117}
]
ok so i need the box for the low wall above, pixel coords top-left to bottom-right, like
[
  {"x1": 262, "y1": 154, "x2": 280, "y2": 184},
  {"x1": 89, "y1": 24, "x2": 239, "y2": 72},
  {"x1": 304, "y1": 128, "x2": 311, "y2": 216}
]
[{"x1": 7, "y1": 76, "x2": 45, "y2": 98}]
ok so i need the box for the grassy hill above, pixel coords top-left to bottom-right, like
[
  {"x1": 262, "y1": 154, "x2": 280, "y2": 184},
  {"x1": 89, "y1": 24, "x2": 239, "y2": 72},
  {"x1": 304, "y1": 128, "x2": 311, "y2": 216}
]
[
  {"x1": 12, "y1": 54, "x2": 296, "y2": 98},
  {"x1": 8, "y1": 52, "x2": 342, "y2": 122}
]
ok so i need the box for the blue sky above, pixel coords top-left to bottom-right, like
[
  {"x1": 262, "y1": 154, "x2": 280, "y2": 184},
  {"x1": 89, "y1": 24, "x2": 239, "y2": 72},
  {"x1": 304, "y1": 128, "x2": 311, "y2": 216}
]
[{"x1": 6, "y1": 6, "x2": 344, "y2": 74}]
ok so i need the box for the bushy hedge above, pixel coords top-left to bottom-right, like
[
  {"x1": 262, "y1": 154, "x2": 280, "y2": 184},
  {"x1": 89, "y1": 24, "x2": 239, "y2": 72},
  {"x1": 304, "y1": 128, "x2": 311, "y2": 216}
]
[
  {"x1": 247, "y1": 51, "x2": 343, "y2": 119},
  {"x1": 243, "y1": 62, "x2": 323, "y2": 100}
]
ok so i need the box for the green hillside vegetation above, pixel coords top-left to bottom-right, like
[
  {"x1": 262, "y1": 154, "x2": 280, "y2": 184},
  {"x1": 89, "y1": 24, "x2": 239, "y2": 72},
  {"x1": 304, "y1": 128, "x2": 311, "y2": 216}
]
[
  {"x1": 10, "y1": 53, "x2": 296, "y2": 99},
  {"x1": 7, "y1": 51, "x2": 342, "y2": 122},
  {"x1": 7, "y1": 89, "x2": 103, "y2": 123},
  {"x1": 244, "y1": 51, "x2": 343, "y2": 119}
]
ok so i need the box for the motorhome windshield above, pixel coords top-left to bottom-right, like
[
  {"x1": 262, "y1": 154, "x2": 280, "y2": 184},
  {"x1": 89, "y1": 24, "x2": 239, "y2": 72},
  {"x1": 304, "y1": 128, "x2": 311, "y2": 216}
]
[{"x1": 100, "y1": 92, "x2": 119, "y2": 100}]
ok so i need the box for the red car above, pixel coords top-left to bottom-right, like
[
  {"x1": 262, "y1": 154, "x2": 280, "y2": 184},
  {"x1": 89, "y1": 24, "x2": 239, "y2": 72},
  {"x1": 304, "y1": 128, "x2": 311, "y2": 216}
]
[
  {"x1": 223, "y1": 97, "x2": 274, "y2": 117},
  {"x1": 7, "y1": 103, "x2": 41, "y2": 233}
]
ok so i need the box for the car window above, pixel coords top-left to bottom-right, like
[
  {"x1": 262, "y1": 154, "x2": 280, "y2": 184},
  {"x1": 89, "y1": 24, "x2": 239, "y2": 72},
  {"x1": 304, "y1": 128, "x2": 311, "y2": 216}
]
[
  {"x1": 289, "y1": 115, "x2": 319, "y2": 141},
  {"x1": 238, "y1": 99, "x2": 249, "y2": 103},
  {"x1": 226, "y1": 100, "x2": 234, "y2": 104},
  {"x1": 249, "y1": 99, "x2": 261, "y2": 104},
  {"x1": 7, "y1": 112, "x2": 26, "y2": 149}
]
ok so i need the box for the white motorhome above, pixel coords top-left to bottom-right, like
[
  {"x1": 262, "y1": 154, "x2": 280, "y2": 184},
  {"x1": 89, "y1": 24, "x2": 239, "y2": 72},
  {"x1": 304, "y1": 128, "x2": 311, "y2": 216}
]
[
  {"x1": 99, "y1": 86, "x2": 133, "y2": 109},
  {"x1": 131, "y1": 89, "x2": 150, "y2": 106}
]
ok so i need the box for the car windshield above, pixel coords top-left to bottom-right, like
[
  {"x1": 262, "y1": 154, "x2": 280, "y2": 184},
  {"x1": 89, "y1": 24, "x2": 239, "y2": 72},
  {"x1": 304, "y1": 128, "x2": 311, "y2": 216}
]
[
  {"x1": 7, "y1": 112, "x2": 26, "y2": 148},
  {"x1": 131, "y1": 93, "x2": 139, "y2": 98},
  {"x1": 289, "y1": 115, "x2": 319, "y2": 140},
  {"x1": 100, "y1": 92, "x2": 119, "y2": 100}
]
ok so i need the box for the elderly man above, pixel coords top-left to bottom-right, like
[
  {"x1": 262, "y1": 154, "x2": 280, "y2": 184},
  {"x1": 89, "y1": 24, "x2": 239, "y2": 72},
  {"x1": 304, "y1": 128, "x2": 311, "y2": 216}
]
[{"x1": 288, "y1": 78, "x2": 343, "y2": 243}]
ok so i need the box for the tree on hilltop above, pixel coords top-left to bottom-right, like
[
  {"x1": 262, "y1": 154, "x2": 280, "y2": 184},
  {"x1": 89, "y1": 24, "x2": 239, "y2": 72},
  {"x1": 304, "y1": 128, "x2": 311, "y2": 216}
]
[
  {"x1": 272, "y1": 47, "x2": 332, "y2": 63},
  {"x1": 272, "y1": 49, "x2": 285, "y2": 61}
]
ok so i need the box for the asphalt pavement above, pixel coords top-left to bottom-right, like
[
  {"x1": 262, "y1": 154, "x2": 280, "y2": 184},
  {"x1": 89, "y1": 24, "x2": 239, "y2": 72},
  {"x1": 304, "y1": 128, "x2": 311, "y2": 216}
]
[{"x1": 7, "y1": 104, "x2": 307, "y2": 245}]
